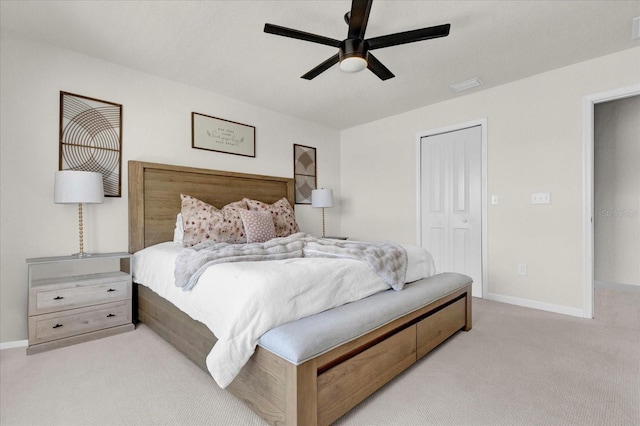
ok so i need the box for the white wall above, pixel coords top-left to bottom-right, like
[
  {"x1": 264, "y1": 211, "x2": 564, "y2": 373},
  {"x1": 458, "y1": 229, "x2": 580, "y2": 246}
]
[
  {"x1": 594, "y1": 95, "x2": 640, "y2": 286},
  {"x1": 340, "y1": 47, "x2": 640, "y2": 315},
  {"x1": 0, "y1": 37, "x2": 341, "y2": 343}
]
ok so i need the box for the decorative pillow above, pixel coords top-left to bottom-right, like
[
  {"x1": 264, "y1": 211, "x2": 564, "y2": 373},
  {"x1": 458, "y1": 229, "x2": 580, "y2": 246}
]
[
  {"x1": 243, "y1": 197, "x2": 300, "y2": 238},
  {"x1": 239, "y1": 210, "x2": 276, "y2": 243},
  {"x1": 173, "y1": 213, "x2": 184, "y2": 243},
  {"x1": 180, "y1": 194, "x2": 248, "y2": 246}
]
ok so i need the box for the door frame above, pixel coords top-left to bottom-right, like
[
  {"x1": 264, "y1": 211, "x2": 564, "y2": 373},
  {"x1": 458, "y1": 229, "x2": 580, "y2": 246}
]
[
  {"x1": 582, "y1": 84, "x2": 640, "y2": 318},
  {"x1": 416, "y1": 118, "x2": 488, "y2": 298}
]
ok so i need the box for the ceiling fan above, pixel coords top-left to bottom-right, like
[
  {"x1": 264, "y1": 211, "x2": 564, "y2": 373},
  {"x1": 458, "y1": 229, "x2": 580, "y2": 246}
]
[{"x1": 264, "y1": 0, "x2": 450, "y2": 81}]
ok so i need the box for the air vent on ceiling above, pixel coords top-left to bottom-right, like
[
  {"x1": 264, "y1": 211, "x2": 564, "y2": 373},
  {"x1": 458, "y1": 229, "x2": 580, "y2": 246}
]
[{"x1": 450, "y1": 78, "x2": 483, "y2": 92}]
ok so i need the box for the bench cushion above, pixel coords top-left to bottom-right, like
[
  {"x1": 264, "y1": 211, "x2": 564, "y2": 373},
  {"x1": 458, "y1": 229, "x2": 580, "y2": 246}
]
[{"x1": 258, "y1": 272, "x2": 472, "y2": 365}]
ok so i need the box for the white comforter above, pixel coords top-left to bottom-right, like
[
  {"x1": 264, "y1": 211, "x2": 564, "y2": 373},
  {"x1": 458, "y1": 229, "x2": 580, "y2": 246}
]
[{"x1": 133, "y1": 241, "x2": 436, "y2": 388}]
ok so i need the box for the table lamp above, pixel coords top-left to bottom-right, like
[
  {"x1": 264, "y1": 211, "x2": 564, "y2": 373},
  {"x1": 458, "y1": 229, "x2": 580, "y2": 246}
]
[
  {"x1": 311, "y1": 188, "x2": 333, "y2": 238},
  {"x1": 54, "y1": 170, "x2": 104, "y2": 257}
]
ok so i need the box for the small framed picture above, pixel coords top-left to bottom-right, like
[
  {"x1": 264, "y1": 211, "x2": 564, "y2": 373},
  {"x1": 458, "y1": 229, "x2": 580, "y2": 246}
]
[{"x1": 192, "y1": 112, "x2": 255, "y2": 157}]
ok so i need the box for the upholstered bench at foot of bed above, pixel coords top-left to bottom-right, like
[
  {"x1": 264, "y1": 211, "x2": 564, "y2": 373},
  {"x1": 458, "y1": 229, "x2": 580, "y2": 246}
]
[{"x1": 259, "y1": 272, "x2": 472, "y2": 365}]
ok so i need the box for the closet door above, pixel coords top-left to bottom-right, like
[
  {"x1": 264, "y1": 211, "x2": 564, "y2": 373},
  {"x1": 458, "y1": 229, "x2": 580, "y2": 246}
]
[{"x1": 420, "y1": 125, "x2": 482, "y2": 296}]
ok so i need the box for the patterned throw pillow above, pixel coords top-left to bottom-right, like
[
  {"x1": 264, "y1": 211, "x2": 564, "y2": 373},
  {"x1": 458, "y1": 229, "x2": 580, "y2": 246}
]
[
  {"x1": 239, "y1": 210, "x2": 276, "y2": 243},
  {"x1": 180, "y1": 194, "x2": 248, "y2": 246},
  {"x1": 243, "y1": 197, "x2": 300, "y2": 238}
]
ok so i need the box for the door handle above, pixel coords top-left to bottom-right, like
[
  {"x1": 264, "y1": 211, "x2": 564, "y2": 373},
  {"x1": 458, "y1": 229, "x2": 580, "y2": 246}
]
[{"x1": 462, "y1": 219, "x2": 468, "y2": 223}]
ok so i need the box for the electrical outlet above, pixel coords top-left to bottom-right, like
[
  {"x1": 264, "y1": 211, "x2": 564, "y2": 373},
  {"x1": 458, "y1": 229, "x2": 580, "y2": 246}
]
[
  {"x1": 491, "y1": 195, "x2": 499, "y2": 205},
  {"x1": 531, "y1": 192, "x2": 551, "y2": 204},
  {"x1": 517, "y1": 263, "x2": 527, "y2": 276}
]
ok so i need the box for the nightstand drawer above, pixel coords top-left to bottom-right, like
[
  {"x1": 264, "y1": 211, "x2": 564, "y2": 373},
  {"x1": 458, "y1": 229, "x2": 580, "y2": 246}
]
[
  {"x1": 31, "y1": 280, "x2": 130, "y2": 315},
  {"x1": 28, "y1": 300, "x2": 132, "y2": 345}
]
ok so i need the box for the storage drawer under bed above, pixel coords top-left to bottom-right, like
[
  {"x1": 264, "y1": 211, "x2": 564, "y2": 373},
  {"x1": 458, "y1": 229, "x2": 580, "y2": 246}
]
[
  {"x1": 315, "y1": 295, "x2": 467, "y2": 425},
  {"x1": 417, "y1": 297, "x2": 467, "y2": 359},
  {"x1": 317, "y1": 326, "x2": 416, "y2": 425}
]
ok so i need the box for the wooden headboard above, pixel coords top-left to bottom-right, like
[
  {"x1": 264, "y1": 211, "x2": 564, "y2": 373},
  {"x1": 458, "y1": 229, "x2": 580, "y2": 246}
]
[{"x1": 128, "y1": 161, "x2": 295, "y2": 253}]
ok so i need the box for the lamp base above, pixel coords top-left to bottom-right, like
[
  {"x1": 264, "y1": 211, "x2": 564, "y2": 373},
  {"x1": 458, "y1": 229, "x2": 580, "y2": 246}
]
[
  {"x1": 321, "y1": 207, "x2": 326, "y2": 238},
  {"x1": 73, "y1": 202, "x2": 94, "y2": 259},
  {"x1": 71, "y1": 252, "x2": 93, "y2": 258}
]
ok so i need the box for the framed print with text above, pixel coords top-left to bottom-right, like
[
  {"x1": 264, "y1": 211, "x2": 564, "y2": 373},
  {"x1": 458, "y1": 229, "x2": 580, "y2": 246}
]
[{"x1": 192, "y1": 112, "x2": 255, "y2": 157}]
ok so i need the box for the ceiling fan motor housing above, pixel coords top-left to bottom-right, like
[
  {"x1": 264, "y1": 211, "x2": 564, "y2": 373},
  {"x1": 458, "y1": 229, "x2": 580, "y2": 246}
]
[{"x1": 339, "y1": 38, "x2": 368, "y2": 62}]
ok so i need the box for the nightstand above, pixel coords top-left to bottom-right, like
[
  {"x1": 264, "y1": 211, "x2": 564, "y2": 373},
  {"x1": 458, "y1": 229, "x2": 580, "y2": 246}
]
[{"x1": 26, "y1": 252, "x2": 134, "y2": 355}]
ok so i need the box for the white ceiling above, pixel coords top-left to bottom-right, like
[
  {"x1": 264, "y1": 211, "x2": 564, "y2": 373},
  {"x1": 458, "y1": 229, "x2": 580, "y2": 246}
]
[{"x1": 1, "y1": 1, "x2": 639, "y2": 129}]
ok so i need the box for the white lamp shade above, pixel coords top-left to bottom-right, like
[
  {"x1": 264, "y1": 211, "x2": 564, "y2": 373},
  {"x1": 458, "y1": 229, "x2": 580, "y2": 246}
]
[
  {"x1": 54, "y1": 170, "x2": 104, "y2": 204},
  {"x1": 311, "y1": 188, "x2": 334, "y2": 208}
]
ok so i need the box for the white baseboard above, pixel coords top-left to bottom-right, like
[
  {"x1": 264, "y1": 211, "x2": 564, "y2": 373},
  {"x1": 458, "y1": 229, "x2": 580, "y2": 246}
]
[
  {"x1": 0, "y1": 340, "x2": 28, "y2": 350},
  {"x1": 595, "y1": 281, "x2": 640, "y2": 293},
  {"x1": 485, "y1": 293, "x2": 586, "y2": 318}
]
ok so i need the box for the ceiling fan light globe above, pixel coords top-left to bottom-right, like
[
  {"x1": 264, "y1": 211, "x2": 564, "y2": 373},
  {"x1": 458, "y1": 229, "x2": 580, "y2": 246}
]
[{"x1": 340, "y1": 56, "x2": 368, "y2": 73}]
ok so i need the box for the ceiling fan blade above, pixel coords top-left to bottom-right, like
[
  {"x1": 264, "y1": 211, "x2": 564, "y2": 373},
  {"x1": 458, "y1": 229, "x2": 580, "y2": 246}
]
[
  {"x1": 264, "y1": 23, "x2": 341, "y2": 48},
  {"x1": 366, "y1": 53, "x2": 394, "y2": 80},
  {"x1": 301, "y1": 54, "x2": 340, "y2": 80},
  {"x1": 367, "y1": 23, "x2": 450, "y2": 50},
  {"x1": 348, "y1": 0, "x2": 373, "y2": 39}
]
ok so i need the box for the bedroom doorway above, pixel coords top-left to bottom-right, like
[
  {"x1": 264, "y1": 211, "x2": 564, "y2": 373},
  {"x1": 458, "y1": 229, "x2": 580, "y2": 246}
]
[
  {"x1": 583, "y1": 84, "x2": 640, "y2": 318},
  {"x1": 417, "y1": 120, "x2": 487, "y2": 298}
]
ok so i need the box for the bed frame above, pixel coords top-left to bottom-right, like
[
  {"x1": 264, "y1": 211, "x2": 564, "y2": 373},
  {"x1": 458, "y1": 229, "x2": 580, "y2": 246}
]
[{"x1": 128, "y1": 160, "x2": 472, "y2": 426}]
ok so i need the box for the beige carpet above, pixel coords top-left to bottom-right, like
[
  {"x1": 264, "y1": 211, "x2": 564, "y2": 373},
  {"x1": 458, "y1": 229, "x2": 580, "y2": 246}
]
[{"x1": 1, "y1": 290, "x2": 638, "y2": 426}]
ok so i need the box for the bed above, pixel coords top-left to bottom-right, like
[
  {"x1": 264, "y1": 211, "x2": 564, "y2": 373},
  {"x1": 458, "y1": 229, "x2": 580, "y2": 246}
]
[{"x1": 128, "y1": 160, "x2": 472, "y2": 425}]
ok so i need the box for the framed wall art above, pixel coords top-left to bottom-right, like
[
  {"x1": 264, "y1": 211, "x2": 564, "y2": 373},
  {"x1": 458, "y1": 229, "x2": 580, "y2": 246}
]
[
  {"x1": 293, "y1": 144, "x2": 316, "y2": 204},
  {"x1": 59, "y1": 91, "x2": 122, "y2": 197},
  {"x1": 192, "y1": 112, "x2": 255, "y2": 157}
]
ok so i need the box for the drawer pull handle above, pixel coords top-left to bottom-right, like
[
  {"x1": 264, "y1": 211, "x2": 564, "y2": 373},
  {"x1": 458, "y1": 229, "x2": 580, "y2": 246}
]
[
  {"x1": 107, "y1": 288, "x2": 116, "y2": 292},
  {"x1": 107, "y1": 314, "x2": 115, "y2": 318},
  {"x1": 52, "y1": 323, "x2": 63, "y2": 329},
  {"x1": 53, "y1": 296, "x2": 64, "y2": 300}
]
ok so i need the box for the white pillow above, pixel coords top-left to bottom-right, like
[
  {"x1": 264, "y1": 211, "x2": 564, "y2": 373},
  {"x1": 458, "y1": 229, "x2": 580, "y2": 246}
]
[
  {"x1": 173, "y1": 213, "x2": 183, "y2": 243},
  {"x1": 401, "y1": 244, "x2": 437, "y2": 283}
]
